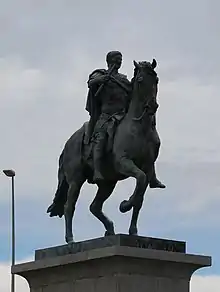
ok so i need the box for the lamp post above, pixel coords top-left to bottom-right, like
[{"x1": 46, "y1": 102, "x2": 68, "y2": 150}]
[{"x1": 3, "y1": 169, "x2": 16, "y2": 292}]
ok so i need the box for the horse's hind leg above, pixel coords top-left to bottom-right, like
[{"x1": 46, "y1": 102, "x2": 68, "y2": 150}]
[
  {"x1": 64, "y1": 178, "x2": 85, "y2": 243},
  {"x1": 90, "y1": 181, "x2": 116, "y2": 236}
]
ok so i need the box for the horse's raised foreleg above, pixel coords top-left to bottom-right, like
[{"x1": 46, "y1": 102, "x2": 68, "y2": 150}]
[
  {"x1": 64, "y1": 179, "x2": 84, "y2": 243},
  {"x1": 117, "y1": 157, "x2": 146, "y2": 213},
  {"x1": 90, "y1": 181, "x2": 116, "y2": 236}
]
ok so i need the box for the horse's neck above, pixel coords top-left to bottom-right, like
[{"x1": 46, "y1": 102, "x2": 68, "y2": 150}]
[
  {"x1": 125, "y1": 85, "x2": 152, "y2": 130},
  {"x1": 127, "y1": 85, "x2": 145, "y2": 118}
]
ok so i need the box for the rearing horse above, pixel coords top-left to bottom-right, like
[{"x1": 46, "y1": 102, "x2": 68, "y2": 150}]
[{"x1": 47, "y1": 59, "x2": 162, "y2": 243}]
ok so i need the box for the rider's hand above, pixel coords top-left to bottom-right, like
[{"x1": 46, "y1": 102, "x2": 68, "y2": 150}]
[
  {"x1": 89, "y1": 74, "x2": 110, "y2": 88},
  {"x1": 100, "y1": 75, "x2": 110, "y2": 83}
]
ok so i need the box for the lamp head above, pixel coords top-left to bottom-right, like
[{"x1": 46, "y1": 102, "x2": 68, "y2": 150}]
[{"x1": 3, "y1": 169, "x2": 15, "y2": 177}]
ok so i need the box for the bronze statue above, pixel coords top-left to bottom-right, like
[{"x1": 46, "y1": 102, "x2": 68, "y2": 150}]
[
  {"x1": 47, "y1": 52, "x2": 165, "y2": 243},
  {"x1": 85, "y1": 51, "x2": 132, "y2": 182}
]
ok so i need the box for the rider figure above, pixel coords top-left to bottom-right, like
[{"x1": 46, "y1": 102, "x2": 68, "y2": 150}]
[
  {"x1": 86, "y1": 51, "x2": 131, "y2": 182},
  {"x1": 86, "y1": 51, "x2": 165, "y2": 188}
]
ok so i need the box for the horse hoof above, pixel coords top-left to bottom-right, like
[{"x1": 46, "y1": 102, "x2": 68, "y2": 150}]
[
  {"x1": 119, "y1": 200, "x2": 132, "y2": 213},
  {"x1": 105, "y1": 222, "x2": 115, "y2": 236},
  {"x1": 65, "y1": 236, "x2": 74, "y2": 244},
  {"x1": 129, "y1": 227, "x2": 138, "y2": 236},
  {"x1": 104, "y1": 230, "x2": 115, "y2": 237}
]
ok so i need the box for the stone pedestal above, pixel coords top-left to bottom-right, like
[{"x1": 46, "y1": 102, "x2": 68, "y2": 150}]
[{"x1": 12, "y1": 234, "x2": 211, "y2": 292}]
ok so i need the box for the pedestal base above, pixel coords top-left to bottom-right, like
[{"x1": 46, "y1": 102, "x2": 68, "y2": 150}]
[{"x1": 12, "y1": 234, "x2": 211, "y2": 292}]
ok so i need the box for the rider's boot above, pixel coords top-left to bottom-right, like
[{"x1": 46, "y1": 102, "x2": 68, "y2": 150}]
[{"x1": 149, "y1": 164, "x2": 166, "y2": 189}]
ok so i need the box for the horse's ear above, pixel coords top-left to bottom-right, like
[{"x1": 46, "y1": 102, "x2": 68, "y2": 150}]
[
  {"x1": 133, "y1": 60, "x2": 140, "y2": 69},
  {"x1": 151, "y1": 58, "x2": 157, "y2": 69}
]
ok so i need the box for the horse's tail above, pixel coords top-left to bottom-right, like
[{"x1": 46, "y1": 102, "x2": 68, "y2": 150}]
[
  {"x1": 47, "y1": 151, "x2": 68, "y2": 218},
  {"x1": 47, "y1": 123, "x2": 87, "y2": 218}
]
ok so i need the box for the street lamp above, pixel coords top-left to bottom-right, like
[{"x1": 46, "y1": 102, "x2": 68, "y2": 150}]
[{"x1": 3, "y1": 169, "x2": 16, "y2": 292}]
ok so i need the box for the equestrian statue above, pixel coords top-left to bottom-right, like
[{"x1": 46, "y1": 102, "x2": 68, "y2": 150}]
[{"x1": 47, "y1": 51, "x2": 166, "y2": 243}]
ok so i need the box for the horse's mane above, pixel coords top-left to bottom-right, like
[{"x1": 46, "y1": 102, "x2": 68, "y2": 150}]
[{"x1": 131, "y1": 65, "x2": 140, "y2": 85}]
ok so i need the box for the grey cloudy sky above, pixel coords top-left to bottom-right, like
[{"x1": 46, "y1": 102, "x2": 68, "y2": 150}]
[{"x1": 0, "y1": 1, "x2": 220, "y2": 291}]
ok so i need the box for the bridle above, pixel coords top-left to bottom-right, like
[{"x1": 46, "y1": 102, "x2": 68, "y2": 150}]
[
  {"x1": 132, "y1": 100, "x2": 153, "y2": 121},
  {"x1": 132, "y1": 62, "x2": 159, "y2": 121}
]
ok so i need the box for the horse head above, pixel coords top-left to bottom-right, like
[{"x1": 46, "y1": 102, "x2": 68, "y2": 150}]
[{"x1": 132, "y1": 59, "x2": 159, "y2": 119}]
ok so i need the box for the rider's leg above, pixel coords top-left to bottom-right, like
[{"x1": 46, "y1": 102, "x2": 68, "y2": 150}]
[
  {"x1": 149, "y1": 127, "x2": 166, "y2": 189},
  {"x1": 93, "y1": 131, "x2": 107, "y2": 182},
  {"x1": 149, "y1": 163, "x2": 166, "y2": 188}
]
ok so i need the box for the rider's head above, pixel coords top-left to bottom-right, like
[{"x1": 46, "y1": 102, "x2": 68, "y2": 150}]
[{"x1": 106, "y1": 51, "x2": 122, "y2": 70}]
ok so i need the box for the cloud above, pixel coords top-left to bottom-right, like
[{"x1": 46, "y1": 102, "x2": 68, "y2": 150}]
[
  {"x1": 0, "y1": 52, "x2": 220, "y2": 202},
  {"x1": 0, "y1": 0, "x2": 220, "y2": 200},
  {"x1": 191, "y1": 275, "x2": 220, "y2": 292},
  {"x1": 0, "y1": 259, "x2": 31, "y2": 292},
  {"x1": 0, "y1": 259, "x2": 219, "y2": 292},
  {"x1": 0, "y1": 0, "x2": 220, "y2": 282},
  {"x1": 0, "y1": 56, "x2": 45, "y2": 106}
]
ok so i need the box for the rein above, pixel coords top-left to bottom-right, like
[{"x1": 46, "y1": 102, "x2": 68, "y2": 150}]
[
  {"x1": 132, "y1": 73, "x2": 154, "y2": 122},
  {"x1": 132, "y1": 100, "x2": 150, "y2": 121}
]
